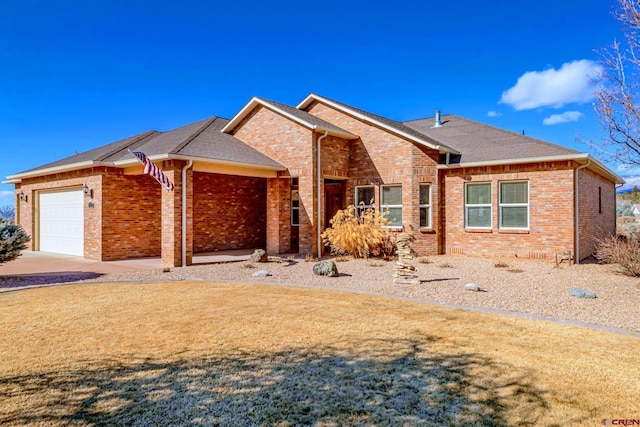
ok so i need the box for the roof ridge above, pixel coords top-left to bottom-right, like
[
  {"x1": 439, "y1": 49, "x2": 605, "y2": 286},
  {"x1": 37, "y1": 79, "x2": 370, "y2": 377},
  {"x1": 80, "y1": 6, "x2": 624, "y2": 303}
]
[
  {"x1": 96, "y1": 130, "x2": 160, "y2": 161},
  {"x1": 300, "y1": 93, "x2": 458, "y2": 154},
  {"x1": 171, "y1": 116, "x2": 219, "y2": 155}
]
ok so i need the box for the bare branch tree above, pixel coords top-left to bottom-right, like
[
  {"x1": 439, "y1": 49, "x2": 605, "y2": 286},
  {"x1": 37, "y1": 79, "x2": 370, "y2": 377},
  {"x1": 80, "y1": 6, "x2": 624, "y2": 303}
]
[
  {"x1": 0, "y1": 205, "x2": 14, "y2": 221},
  {"x1": 592, "y1": 0, "x2": 640, "y2": 166}
]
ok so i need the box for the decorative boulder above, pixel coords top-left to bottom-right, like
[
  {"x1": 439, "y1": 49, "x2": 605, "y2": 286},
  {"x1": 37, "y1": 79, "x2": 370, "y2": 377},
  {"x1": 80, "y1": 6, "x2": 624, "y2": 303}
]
[
  {"x1": 253, "y1": 270, "x2": 271, "y2": 277},
  {"x1": 250, "y1": 249, "x2": 268, "y2": 263},
  {"x1": 464, "y1": 283, "x2": 483, "y2": 292},
  {"x1": 313, "y1": 260, "x2": 339, "y2": 277},
  {"x1": 568, "y1": 287, "x2": 596, "y2": 299}
]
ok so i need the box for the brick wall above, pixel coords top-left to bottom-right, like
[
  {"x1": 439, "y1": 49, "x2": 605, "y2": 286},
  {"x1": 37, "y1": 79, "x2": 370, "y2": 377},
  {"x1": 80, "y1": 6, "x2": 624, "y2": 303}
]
[
  {"x1": 304, "y1": 100, "x2": 441, "y2": 255},
  {"x1": 15, "y1": 169, "x2": 105, "y2": 260},
  {"x1": 193, "y1": 172, "x2": 267, "y2": 252},
  {"x1": 101, "y1": 172, "x2": 162, "y2": 260},
  {"x1": 265, "y1": 177, "x2": 292, "y2": 254},
  {"x1": 231, "y1": 105, "x2": 318, "y2": 254},
  {"x1": 577, "y1": 167, "x2": 616, "y2": 260},
  {"x1": 442, "y1": 162, "x2": 576, "y2": 260}
]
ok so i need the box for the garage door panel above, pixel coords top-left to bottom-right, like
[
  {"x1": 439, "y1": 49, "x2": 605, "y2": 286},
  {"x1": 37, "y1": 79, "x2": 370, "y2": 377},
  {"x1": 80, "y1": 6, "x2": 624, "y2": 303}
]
[{"x1": 39, "y1": 190, "x2": 84, "y2": 256}]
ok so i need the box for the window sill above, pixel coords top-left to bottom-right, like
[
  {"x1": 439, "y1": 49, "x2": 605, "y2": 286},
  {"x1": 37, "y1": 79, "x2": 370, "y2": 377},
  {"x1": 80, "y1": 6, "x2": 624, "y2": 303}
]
[
  {"x1": 498, "y1": 229, "x2": 530, "y2": 234},
  {"x1": 419, "y1": 228, "x2": 435, "y2": 234},
  {"x1": 465, "y1": 228, "x2": 493, "y2": 233},
  {"x1": 383, "y1": 227, "x2": 404, "y2": 232}
]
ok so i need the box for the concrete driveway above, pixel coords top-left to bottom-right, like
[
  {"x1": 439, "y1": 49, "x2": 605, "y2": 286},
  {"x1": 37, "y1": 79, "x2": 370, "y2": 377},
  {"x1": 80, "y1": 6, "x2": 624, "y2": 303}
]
[
  {"x1": 0, "y1": 249, "x2": 254, "y2": 278},
  {"x1": 0, "y1": 251, "x2": 161, "y2": 277}
]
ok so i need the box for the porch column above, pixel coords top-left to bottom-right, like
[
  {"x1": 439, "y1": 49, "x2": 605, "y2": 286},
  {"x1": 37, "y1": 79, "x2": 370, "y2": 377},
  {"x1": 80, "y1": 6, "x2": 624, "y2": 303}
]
[
  {"x1": 266, "y1": 177, "x2": 291, "y2": 254},
  {"x1": 161, "y1": 160, "x2": 193, "y2": 268}
]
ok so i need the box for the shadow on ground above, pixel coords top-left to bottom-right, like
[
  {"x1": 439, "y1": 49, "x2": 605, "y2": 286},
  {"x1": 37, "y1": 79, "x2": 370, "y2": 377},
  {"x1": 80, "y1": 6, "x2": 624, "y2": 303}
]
[
  {"x1": 0, "y1": 272, "x2": 103, "y2": 290},
  {"x1": 0, "y1": 338, "x2": 551, "y2": 426}
]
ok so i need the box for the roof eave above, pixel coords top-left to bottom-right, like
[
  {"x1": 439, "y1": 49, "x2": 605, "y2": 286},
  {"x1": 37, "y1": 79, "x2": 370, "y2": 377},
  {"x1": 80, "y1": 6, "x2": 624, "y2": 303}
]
[
  {"x1": 171, "y1": 154, "x2": 286, "y2": 171},
  {"x1": 297, "y1": 94, "x2": 460, "y2": 155},
  {"x1": 5, "y1": 160, "x2": 107, "y2": 184},
  {"x1": 437, "y1": 154, "x2": 625, "y2": 184},
  {"x1": 115, "y1": 153, "x2": 285, "y2": 171}
]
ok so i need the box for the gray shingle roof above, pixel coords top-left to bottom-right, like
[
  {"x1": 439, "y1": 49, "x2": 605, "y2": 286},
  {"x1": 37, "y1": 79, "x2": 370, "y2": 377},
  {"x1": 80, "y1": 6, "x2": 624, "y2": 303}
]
[
  {"x1": 13, "y1": 117, "x2": 283, "y2": 177},
  {"x1": 403, "y1": 115, "x2": 579, "y2": 164},
  {"x1": 16, "y1": 130, "x2": 161, "y2": 174},
  {"x1": 299, "y1": 94, "x2": 457, "y2": 153}
]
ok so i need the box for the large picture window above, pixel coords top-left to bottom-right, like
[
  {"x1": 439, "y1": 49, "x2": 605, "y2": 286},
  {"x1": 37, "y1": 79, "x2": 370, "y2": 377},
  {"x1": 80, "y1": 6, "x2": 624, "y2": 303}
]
[
  {"x1": 499, "y1": 181, "x2": 529, "y2": 229},
  {"x1": 465, "y1": 183, "x2": 491, "y2": 228},
  {"x1": 419, "y1": 184, "x2": 431, "y2": 228},
  {"x1": 355, "y1": 186, "x2": 375, "y2": 217},
  {"x1": 381, "y1": 184, "x2": 402, "y2": 227}
]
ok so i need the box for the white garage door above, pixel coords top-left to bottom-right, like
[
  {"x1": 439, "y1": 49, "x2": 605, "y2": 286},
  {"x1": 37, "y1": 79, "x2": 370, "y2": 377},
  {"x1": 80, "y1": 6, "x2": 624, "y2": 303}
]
[{"x1": 39, "y1": 190, "x2": 84, "y2": 256}]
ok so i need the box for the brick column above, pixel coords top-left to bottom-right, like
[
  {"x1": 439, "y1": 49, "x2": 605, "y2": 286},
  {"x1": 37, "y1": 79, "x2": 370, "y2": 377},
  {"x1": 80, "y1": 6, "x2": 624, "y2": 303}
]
[
  {"x1": 161, "y1": 160, "x2": 193, "y2": 268},
  {"x1": 266, "y1": 178, "x2": 291, "y2": 254}
]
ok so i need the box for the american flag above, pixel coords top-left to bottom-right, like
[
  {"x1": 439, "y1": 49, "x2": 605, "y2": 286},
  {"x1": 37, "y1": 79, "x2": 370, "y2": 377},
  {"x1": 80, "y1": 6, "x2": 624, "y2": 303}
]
[{"x1": 131, "y1": 151, "x2": 175, "y2": 191}]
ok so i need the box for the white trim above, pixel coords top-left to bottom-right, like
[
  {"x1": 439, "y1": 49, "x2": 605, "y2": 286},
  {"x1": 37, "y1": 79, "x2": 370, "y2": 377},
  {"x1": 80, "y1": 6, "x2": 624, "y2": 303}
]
[
  {"x1": 419, "y1": 183, "x2": 432, "y2": 229},
  {"x1": 117, "y1": 154, "x2": 285, "y2": 171},
  {"x1": 381, "y1": 184, "x2": 402, "y2": 228},
  {"x1": 297, "y1": 94, "x2": 459, "y2": 154},
  {"x1": 498, "y1": 180, "x2": 529, "y2": 230},
  {"x1": 7, "y1": 154, "x2": 286, "y2": 184},
  {"x1": 437, "y1": 154, "x2": 624, "y2": 185},
  {"x1": 6, "y1": 161, "x2": 105, "y2": 182},
  {"x1": 465, "y1": 182, "x2": 492, "y2": 229}
]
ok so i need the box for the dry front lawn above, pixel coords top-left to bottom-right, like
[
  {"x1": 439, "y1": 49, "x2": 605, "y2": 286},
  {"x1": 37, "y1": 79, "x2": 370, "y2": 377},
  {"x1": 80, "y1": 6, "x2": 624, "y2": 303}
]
[{"x1": 0, "y1": 281, "x2": 638, "y2": 426}]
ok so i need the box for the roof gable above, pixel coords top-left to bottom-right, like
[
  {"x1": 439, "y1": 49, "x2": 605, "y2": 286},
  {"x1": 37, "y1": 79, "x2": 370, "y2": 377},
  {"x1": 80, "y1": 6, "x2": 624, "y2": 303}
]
[
  {"x1": 297, "y1": 93, "x2": 459, "y2": 154},
  {"x1": 221, "y1": 96, "x2": 357, "y2": 139}
]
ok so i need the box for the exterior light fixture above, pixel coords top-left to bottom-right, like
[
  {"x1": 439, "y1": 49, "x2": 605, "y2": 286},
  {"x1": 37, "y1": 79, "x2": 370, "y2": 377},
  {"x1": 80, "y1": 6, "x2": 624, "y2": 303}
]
[
  {"x1": 18, "y1": 190, "x2": 25, "y2": 201},
  {"x1": 83, "y1": 183, "x2": 94, "y2": 201}
]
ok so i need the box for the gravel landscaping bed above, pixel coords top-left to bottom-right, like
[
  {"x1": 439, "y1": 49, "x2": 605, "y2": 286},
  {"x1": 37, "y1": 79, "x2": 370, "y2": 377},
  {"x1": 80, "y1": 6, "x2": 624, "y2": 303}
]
[{"x1": 3, "y1": 255, "x2": 640, "y2": 333}]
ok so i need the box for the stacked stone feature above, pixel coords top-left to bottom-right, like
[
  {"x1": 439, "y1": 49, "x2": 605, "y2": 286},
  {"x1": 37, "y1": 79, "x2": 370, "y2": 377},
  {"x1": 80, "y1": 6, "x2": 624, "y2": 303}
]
[{"x1": 393, "y1": 233, "x2": 419, "y2": 285}]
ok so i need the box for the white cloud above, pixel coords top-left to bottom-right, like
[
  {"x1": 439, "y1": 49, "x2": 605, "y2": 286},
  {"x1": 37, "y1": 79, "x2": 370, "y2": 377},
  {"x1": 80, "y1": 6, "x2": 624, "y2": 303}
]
[
  {"x1": 542, "y1": 111, "x2": 584, "y2": 125},
  {"x1": 499, "y1": 60, "x2": 602, "y2": 110},
  {"x1": 487, "y1": 110, "x2": 502, "y2": 117},
  {"x1": 617, "y1": 175, "x2": 640, "y2": 193}
]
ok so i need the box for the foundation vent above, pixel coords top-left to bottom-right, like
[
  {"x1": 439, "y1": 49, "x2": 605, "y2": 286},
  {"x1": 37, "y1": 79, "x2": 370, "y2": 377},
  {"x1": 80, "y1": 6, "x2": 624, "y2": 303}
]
[
  {"x1": 528, "y1": 251, "x2": 547, "y2": 260},
  {"x1": 448, "y1": 247, "x2": 464, "y2": 255}
]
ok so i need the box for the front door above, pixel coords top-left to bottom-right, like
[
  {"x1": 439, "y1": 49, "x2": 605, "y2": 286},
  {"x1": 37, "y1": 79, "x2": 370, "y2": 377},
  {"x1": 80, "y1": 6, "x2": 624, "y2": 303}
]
[{"x1": 324, "y1": 181, "x2": 344, "y2": 253}]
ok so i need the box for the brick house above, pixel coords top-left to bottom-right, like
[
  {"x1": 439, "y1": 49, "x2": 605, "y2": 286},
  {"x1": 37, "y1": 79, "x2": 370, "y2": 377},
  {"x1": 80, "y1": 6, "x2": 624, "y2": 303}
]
[{"x1": 5, "y1": 94, "x2": 623, "y2": 267}]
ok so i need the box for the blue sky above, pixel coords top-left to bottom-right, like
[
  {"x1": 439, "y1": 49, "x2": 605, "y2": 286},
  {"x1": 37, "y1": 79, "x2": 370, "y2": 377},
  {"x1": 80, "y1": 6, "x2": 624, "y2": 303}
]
[{"x1": 0, "y1": 0, "x2": 628, "y2": 206}]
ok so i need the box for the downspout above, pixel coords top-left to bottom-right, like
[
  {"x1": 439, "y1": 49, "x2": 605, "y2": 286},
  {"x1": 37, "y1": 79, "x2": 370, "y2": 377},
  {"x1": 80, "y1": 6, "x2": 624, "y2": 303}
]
[
  {"x1": 182, "y1": 160, "x2": 193, "y2": 267},
  {"x1": 574, "y1": 160, "x2": 590, "y2": 265},
  {"x1": 317, "y1": 130, "x2": 329, "y2": 258}
]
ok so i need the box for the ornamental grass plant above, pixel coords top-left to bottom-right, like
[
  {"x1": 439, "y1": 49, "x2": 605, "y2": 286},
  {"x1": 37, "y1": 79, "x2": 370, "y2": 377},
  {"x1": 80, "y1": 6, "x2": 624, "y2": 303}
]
[{"x1": 321, "y1": 205, "x2": 395, "y2": 258}]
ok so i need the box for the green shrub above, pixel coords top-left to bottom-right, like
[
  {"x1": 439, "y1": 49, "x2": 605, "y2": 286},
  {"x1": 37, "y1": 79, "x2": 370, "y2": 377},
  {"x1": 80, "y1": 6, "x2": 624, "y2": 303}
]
[
  {"x1": 595, "y1": 235, "x2": 640, "y2": 276},
  {"x1": 321, "y1": 205, "x2": 393, "y2": 258},
  {"x1": 0, "y1": 219, "x2": 30, "y2": 265}
]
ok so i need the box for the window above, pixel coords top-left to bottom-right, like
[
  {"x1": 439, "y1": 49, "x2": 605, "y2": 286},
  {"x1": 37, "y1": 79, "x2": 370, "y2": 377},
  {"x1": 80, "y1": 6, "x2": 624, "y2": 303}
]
[
  {"x1": 355, "y1": 186, "x2": 375, "y2": 217},
  {"x1": 499, "y1": 181, "x2": 529, "y2": 229},
  {"x1": 419, "y1": 184, "x2": 431, "y2": 228},
  {"x1": 291, "y1": 190, "x2": 300, "y2": 226},
  {"x1": 381, "y1": 184, "x2": 402, "y2": 227},
  {"x1": 465, "y1": 183, "x2": 492, "y2": 228},
  {"x1": 599, "y1": 186, "x2": 602, "y2": 214}
]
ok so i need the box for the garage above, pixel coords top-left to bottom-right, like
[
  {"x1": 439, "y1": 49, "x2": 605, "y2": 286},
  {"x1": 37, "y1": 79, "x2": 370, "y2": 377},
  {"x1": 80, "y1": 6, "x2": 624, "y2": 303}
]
[{"x1": 39, "y1": 190, "x2": 84, "y2": 257}]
